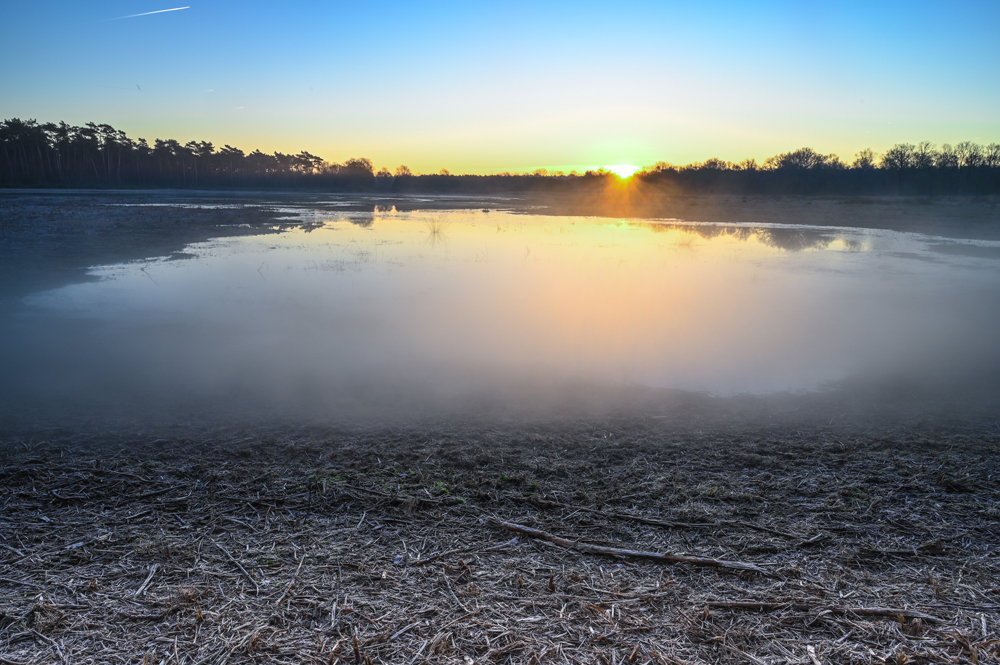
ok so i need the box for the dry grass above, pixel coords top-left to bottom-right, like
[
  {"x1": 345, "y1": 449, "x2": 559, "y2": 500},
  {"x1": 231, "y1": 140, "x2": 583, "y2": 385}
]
[{"x1": 1, "y1": 419, "x2": 998, "y2": 664}]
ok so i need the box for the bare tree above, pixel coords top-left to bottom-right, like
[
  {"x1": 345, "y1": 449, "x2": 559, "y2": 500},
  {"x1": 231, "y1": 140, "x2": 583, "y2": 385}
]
[
  {"x1": 912, "y1": 142, "x2": 937, "y2": 169},
  {"x1": 880, "y1": 144, "x2": 915, "y2": 171},
  {"x1": 986, "y1": 143, "x2": 1000, "y2": 168},
  {"x1": 936, "y1": 144, "x2": 958, "y2": 169},
  {"x1": 955, "y1": 141, "x2": 984, "y2": 168},
  {"x1": 852, "y1": 148, "x2": 878, "y2": 170}
]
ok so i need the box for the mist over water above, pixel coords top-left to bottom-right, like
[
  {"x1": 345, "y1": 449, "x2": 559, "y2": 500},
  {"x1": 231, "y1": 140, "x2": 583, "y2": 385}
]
[{"x1": 3, "y1": 203, "x2": 1000, "y2": 427}]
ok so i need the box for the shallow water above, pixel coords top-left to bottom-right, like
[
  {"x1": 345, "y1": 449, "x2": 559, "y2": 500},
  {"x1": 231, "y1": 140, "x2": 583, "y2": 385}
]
[{"x1": 10, "y1": 204, "x2": 1000, "y2": 420}]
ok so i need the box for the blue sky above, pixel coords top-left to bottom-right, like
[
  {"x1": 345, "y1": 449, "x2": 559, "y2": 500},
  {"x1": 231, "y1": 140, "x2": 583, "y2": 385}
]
[{"x1": 1, "y1": 0, "x2": 997, "y2": 173}]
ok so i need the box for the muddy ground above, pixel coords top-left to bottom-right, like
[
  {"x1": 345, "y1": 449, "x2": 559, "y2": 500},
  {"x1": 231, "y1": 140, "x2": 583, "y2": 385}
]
[{"x1": 1, "y1": 190, "x2": 999, "y2": 664}]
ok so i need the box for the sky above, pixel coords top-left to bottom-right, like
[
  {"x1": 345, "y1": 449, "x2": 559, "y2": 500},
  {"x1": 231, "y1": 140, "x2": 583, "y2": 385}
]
[{"x1": 1, "y1": 1, "x2": 998, "y2": 175}]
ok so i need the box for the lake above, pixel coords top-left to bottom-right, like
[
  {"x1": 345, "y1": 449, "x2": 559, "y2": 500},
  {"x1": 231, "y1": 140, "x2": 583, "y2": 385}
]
[{"x1": 7, "y1": 199, "x2": 1000, "y2": 422}]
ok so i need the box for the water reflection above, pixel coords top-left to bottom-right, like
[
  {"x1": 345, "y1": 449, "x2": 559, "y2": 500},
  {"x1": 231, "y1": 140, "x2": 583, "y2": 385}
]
[
  {"x1": 647, "y1": 222, "x2": 845, "y2": 252},
  {"x1": 349, "y1": 213, "x2": 375, "y2": 228},
  {"x1": 424, "y1": 220, "x2": 448, "y2": 248},
  {"x1": 11, "y1": 207, "x2": 1000, "y2": 419}
]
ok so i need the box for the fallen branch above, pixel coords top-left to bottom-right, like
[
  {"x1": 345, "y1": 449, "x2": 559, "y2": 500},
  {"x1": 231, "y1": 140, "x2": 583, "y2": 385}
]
[
  {"x1": 211, "y1": 539, "x2": 259, "y2": 594},
  {"x1": 409, "y1": 538, "x2": 519, "y2": 566},
  {"x1": 492, "y1": 521, "x2": 767, "y2": 574},
  {"x1": 50, "y1": 490, "x2": 86, "y2": 501},
  {"x1": 409, "y1": 547, "x2": 469, "y2": 566},
  {"x1": 706, "y1": 601, "x2": 943, "y2": 623},
  {"x1": 530, "y1": 498, "x2": 713, "y2": 529},
  {"x1": 274, "y1": 554, "x2": 306, "y2": 606},
  {"x1": 829, "y1": 606, "x2": 943, "y2": 623},
  {"x1": 921, "y1": 603, "x2": 1000, "y2": 613},
  {"x1": 443, "y1": 573, "x2": 470, "y2": 612},
  {"x1": 133, "y1": 564, "x2": 159, "y2": 596},
  {"x1": 529, "y1": 498, "x2": 804, "y2": 540},
  {"x1": 336, "y1": 483, "x2": 442, "y2": 505},
  {"x1": 136, "y1": 484, "x2": 187, "y2": 499},
  {"x1": 0, "y1": 577, "x2": 42, "y2": 589}
]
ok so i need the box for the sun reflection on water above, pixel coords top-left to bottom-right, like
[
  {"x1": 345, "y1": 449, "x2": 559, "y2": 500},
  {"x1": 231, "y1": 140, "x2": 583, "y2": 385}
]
[{"x1": 24, "y1": 207, "x2": 1000, "y2": 399}]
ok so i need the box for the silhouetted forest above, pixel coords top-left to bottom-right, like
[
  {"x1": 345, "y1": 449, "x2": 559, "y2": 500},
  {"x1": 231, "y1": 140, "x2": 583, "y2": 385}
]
[{"x1": 3, "y1": 118, "x2": 999, "y2": 195}]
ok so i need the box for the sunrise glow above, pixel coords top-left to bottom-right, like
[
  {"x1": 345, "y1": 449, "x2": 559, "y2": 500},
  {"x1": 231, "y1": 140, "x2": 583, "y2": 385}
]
[
  {"x1": 606, "y1": 165, "x2": 641, "y2": 179},
  {"x1": 4, "y1": 2, "x2": 994, "y2": 173}
]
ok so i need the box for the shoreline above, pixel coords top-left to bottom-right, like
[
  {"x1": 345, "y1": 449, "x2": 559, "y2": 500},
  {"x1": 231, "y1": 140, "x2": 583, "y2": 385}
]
[{"x1": 1, "y1": 420, "x2": 997, "y2": 664}]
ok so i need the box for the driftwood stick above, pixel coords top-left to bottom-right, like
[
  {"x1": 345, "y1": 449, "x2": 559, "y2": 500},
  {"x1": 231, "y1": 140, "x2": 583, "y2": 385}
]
[
  {"x1": 274, "y1": 554, "x2": 306, "y2": 606},
  {"x1": 493, "y1": 521, "x2": 767, "y2": 574},
  {"x1": 0, "y1": 577, "x2": 42, "y2": 589},
  {"x1": 443, "y1": 573, "x2": 470, "y2": 612},
  {"x1": 212, "y1": 539, "x2": 259, "y2": 594},
  {"x1": 336, "y1": 483, "x2": 443, "y2": 505},
  {"x1": 530, "y1": 498, "x2": 713, "y2": 529},
  {"x1": 530, "y1": 498, "x2": 803, "y2": 540},
  {"x1": 136, "y1": 484, "x2": 187, "y2": 499},
  {"x1": 829, "y1": 607, "x2": 943, "y2": 622},
  {"x1": 706, "y1": 601, "x2": 943, "y2": 623},
  {"x1": 409, "y1": 538, "x2": 518, "y2": 567},
  {"x1": 409, "y1": 547, "x2": 470, "y2": 567},
  {"x1": 708, "y1": 601, "x2": 811, "y2": 611},
  {"x1": 134, "y1": 564, "x2": 159, "y2": 596}
]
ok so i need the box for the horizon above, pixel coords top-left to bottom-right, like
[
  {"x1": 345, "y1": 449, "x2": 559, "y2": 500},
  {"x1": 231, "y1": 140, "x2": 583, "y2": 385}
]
[
  {"x1": 5, "y1": 116, "x2": 999, "y2": 180},
  {"x1": 2, "y1": 1, "x2": 998, "y2": 175}
]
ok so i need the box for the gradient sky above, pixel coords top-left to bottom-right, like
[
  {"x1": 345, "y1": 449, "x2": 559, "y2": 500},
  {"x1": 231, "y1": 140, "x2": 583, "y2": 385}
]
[{"x1": 2, "y1": 1, "x2": 998, "y2": 174}]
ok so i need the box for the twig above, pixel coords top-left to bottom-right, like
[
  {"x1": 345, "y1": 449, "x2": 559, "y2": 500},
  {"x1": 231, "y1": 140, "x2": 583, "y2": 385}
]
[
  {"x1": 921, "y1": 603, "x2": 1000, "y2": 612},
  {"x1": 832, "y1": 606, "x2": 943, "y2": 622},
  {"x1": 338, "y1": 483, "x2": 443, "y2": 505},
  {"x1": 530, "y1": 498, "x2": 714, "y2": 529},
  {"x1": 0, "y1": 577, "x2": 43, "y2": 589},
  {"x1": 274, "y1": 554, "x2": 306, "y2": 606},
  {"x1": 443, "y1": 574, "x2": 469, "y2": 612},
  {"x1": 407, "y1": 640, "x2": 429, "y2": 665},
  {"x1": 410, "y1": 547, "x2": 469, "y2": 566},
  {"x1": 409, "y1": 538, "x2": 518, "y2": 567},
  {"x1": 136, "y1": 484, "x2": 187, "y2": 499},
  {"x1": 50, "y1": 490, "x2": 86, "y2": 501},
  {"x1": 493, "y1": 521, "x2": 767, "y2": 574},
  {"x1": 706, "y1": 601, "x2": 942, "y2": 623},
  {"x1": 390, "y1": 622, "x2": 421, "y2": 641},
  {"x1": 134, "y1": 564, "x2": 159, "y2": 596},
  {"x1": 211, "y1": 539, "x2": 259, "y2": 594},
  {"x1": 530, "y1": 498, "x2": 804, "y2": 540}
]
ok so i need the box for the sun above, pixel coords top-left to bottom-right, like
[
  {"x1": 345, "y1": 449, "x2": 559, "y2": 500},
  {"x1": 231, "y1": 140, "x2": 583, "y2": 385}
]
[{"x1": 606, "y1": 164, "x2": 640, "y2": 178}]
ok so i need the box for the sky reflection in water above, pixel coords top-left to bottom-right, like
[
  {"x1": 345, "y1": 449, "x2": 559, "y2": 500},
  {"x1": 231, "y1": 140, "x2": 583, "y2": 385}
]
[{"x1": 22, "y1": 208, "x2": 1000, "y2": 414}]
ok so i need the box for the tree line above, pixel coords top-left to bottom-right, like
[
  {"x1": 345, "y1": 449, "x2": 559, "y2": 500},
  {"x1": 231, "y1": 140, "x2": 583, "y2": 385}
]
[
  {"x1": 2, "y1": 118, "x2": 999, "y2": 195},
  {"x1": 635, "y1": 144, "x2": 1000, "y2": 195}
]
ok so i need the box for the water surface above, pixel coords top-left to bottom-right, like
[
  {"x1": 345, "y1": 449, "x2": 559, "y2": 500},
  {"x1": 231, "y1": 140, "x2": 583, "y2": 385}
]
[{"x1": 11, "y1": 204, "x2": 1000, "y2": 420}]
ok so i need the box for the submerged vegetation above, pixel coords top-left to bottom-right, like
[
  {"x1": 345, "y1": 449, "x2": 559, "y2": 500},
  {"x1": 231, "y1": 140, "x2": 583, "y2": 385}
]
[{"x1": 2, "y1": 118, "x2": 1000, "y2": 195}]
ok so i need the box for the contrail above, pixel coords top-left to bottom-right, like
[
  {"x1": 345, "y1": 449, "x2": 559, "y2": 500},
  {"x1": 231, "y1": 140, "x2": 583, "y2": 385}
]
[{"x1": 110, "y1": 6, "x2": 190, "y2": 20}]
